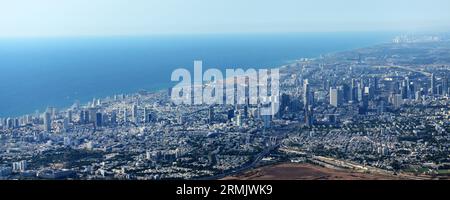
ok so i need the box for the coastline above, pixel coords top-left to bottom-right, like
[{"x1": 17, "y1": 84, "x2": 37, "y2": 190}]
[{"x1": 0, "y1": 33, "x2": 393, "y2": 118}]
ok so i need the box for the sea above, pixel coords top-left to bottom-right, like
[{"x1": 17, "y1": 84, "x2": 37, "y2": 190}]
[{"x1": 0, "y1": 32, "x2": 396, "y2": 117}]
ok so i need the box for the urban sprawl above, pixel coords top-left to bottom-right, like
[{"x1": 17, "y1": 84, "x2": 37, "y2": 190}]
[{"x1": 1, "y1": 34, "x2": 450, "y2": 180}]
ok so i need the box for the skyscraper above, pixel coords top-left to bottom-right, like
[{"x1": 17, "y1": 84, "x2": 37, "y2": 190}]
[
  {"x1": 442, "y1": 77, "x2": 448, "y2": 96},
  {"x1": 111, "y1": 111, "x2": 117, "y2": 125},
  {"x1": 67, "y1": 110, "x2": 73, "y2": 123},
  {"x1": 144, "y1": 108, "x2": 151, "y2": 123},
  {"x1": 430, "y1": 73, "x2": 436, "y2": 95},
  {"x1": 330, "y1": 87, "x2": 340, "y2": 107},
  {"x1": 303, "y1": 79, "x2": 311, "y2": 109},
  {"x1": 95, "y1": 112, "x2": 103, "y2": 127},
  {"x1": 43, "y1": 112, "x2": 51, "y2": 131},
  {"x1": 305, "y1": 105, "x2": 314, "y2": 127},
  {"x1": 123, "y1": 109, "x2": 128, "y2": 123},
  {"x1": 342, "y1": 84, "x2": 351, "y2": 103},
  {"x1": 405, "y1": 77, "x2": 411, "y2": 99},
  {"x1": 132, "y1": 104, "x2": 138, "y2": 123}
]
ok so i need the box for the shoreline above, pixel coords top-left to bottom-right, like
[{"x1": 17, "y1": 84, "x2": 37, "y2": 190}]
[{"x1": 0, "y1": 33, "x2": 394, "y2": 118}]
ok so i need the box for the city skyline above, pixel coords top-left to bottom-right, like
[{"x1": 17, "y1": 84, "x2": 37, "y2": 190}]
[{"x1": 1, "y1": 0, "x2": 450, "y2": 184}]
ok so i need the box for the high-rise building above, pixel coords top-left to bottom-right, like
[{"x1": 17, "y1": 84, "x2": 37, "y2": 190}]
[
  {"x1": 405, "y1": 77, "x2": 411, "y2": 99},
  {"x1": 303, "y1": 79, "x2": 312, "y2": 109},
  {"x1": 43, "y1": 112, "x2": 52, "y2": 131},
  {"x1": 79, "y1": 110, "x2": 88, "y2": 124},
  {"x1": 6, "y1": 118, "x2": 13, "y2": 129},
  {"x1": 63, "y1": 118, "x2": 69, "y2": 131},
  {"x1": 67, "y1": 110, "x2": 73, "y2": 123},
  {"x1": 350, "y1": 78, "x2": 358, "y2": 103},
  {"x1": 88, "y1": 108, "x2": 97, "y2": 123},
  {"x1": 111, "y1": 111, "x2": 117, "y2": 125},
  {"x1": 401, "y1": 79, "x2": 408, "y2": 99},
  {"x1": 95, "y1": 112, "x2": 103, "y2": 127},
  {"x1": 132, "y1": 104, "x2": 138, "y2": 123},
  {"x1": 357, "y1": 82, "x2": 364, "y2": 102},
  {"x1": 123, "y1": 109, "x2": 128, "y2": 123},
  {"x1": 305, "y1": 105, "x2": 314, "y2": 127},
  {"x1": 342, "y1": 84, "x2": 351, "y2": 103},
  {"x1": 144, "y1": 108, "x2": 151, "y2": 123},
  {"x1": 442, "y1": 77, "x2": 448, "y2": 96},
  {"x1": 430, "y1": 73, "x2": 436, "y2": 95},
  {"x1": 330, "y1": 87, "x2": 340, "y2": 107},
  {"x1": 359, "y1": 94, "x2": 369, "y2": 115}
]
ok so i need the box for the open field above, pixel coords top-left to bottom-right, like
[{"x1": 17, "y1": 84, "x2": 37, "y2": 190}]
[{"x1": 223, "y1": 163, "x2": 407, "y2": 180}]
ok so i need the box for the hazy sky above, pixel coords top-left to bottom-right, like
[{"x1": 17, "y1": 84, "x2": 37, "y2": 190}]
[{"x1": 0, "y1": 0, "x2": 449, "y2": 37}]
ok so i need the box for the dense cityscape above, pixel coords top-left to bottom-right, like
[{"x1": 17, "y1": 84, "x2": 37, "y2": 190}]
[{"x1": 1, "y1": 34, "x2": 449, "y2": 180}]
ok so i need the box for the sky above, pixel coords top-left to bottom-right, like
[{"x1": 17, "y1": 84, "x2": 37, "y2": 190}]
[{"x1": 0, "y1": 0, "x2": 449, "y2": 37}]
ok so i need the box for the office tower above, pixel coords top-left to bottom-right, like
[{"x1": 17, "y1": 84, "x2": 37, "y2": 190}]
[
  {"x1": 132, "y1": 104, "x2": 138, "y2": 123},
  {"x1": 430, "y1": 73, "x2": 436, "y2": 95},
  {"x1": 359, "y1": 94, "x2": 369, "y2": 115},
  {"x1": 13, "y1": 118, "x2": 19, "y2": 128},
  {"x1": 401, "y1": 80, "x2": 408, "y2": 100},
  {"x1": 357, "y1": 82, "x2": 364, "y2": 102},
  {"x1": 43, "y1": 112, "x2": 52, "y2": 131},
  {"x1": 63, "y1": 118, "x2": 69, "y2": 131},
  {"x1": 305, "y1": 105, "x2": 314, "y2": 127},
  {"x1": 405, "y1": 77, "x2": 411, "y2": 99},
  {"x1": 89, "y1": 108, "x2": 97, "y2": 123},
  {"x1": 144, "y1": 108, "x2": 151, "y2": 123},
  {"x1": 409, "y1": 82, "x2": 416, "y2": 99},
  {"x1": 364, "y1": 86, "x2": 374, "y2": 100},
  {"x1": 350, "y1": 79, "x2": 358, "y2": 103},
  {"x1": 6, "y1": 118, "x2": 13, "y2": 129},
  {"x1": 67, "y1": 110, "x2": 73, "y2": 123},
  {"x1": 95, "y1": 112, "x2": 103, "y2": 127},
  {"x1": 303, "y1": 79, "x2": 311, "y2": 109},
  {"x1": 111, "y1": 111, "x2": 117, "y2": 125},
  {"x1": 83, "y1": 110, "x2": 90, "y2": 124},
  {"x1": 442, "y1": 77, "x2": 449, "y2": 96},
  {"x1": 342, "y1": 84, "x2": 351, "y2": 103},
  {"x1": 330, "y1": 87, "x2": 340, "y2": 107},
  {"x1": 79, "y1": 110, "x2": 84, "y2": 124},
  {"x1": 123, "y1": 109, "x2": 128, "y2": 123},
  {"x1": 79, "y1": 110, "x2": 86, "y2": 124}
]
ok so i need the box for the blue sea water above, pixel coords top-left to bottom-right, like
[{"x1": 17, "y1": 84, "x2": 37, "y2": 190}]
[{"x1": 0, "y1": 32, "x2": 395, "y2": 117}]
